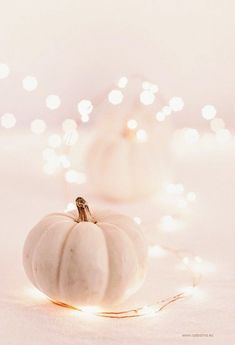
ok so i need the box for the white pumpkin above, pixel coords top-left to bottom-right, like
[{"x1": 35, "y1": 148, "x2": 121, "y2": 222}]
[
  {"x1": 86, "y1": 124, "x2": 170, "y2": 201},
  {"x1": 23, "y1": 197, "x2": 147, "y2": 308}
]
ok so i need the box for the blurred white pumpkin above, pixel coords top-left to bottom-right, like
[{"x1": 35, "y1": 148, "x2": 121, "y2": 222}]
[
  {"x1": 86, "y1": 104, "x2": 171, "y2": 201},
  {"x1": 68, "y1": 77, "x2": 172, "y2": 200},
  {"x1": 23, "y1": 197, "x2": 147, "y2": 308}
]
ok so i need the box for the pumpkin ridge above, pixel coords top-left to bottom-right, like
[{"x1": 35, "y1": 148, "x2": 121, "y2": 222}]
[
  {"x1": 56, "y1": 222, "x2": 78, "y2": 298},
  {"x1": 31, "y1": 219, "x2": 75, "y2": 291},
  {"x1": 97, "y1": 221, "x2": 139, "y2": 305}
]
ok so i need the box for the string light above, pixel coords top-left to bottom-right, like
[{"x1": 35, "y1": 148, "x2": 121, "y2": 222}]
[
  {"x1": 118, "y1": 76, "x2": 128, "y2": 88},
  {"x1": 156, "y1": 111, "x2": 166, "y2": 122},
  {"x1": 22, "y1": 76, "x2": 38, "y2": 91},
  {"x1": 136, "y1": 129, "x2": 148, "y2": 142},
  {"x1": 78, "y1": 99, "x2": 93, "y2": 118},
  {"x1": 201, "y1": 105, "x2": 216, "y2": 120},
  {"x1": 30, "y1": 119, "x2": 46, "y2": 134},
  {"x1": 169, "y1": 97, "x2": 184, "y2": 112},
  {"x1": 133, "y1": 216, "x2": 141, "y2": 224},
  {"x1": 1, "y1": 113, "x2": 16, "y2": 128},
  {"x1": 0, "y1": 63, "x2": 10, "y2": 79},
  {"x1": 142, "y1": 81, "x2": 158, "y2": 93},
  {"x1": 148, "y1": 245, "x2": 167, "y2": 257},
  {"x1": 127, "y1": 119, "x2": 138, "y2": 130},
  {"x1": 139, "y1": 90, "x2": 155, "y2": 105},
  {"x1": 108, "y1": 90, "x2": 123, "y2": 105},
  {"x1": 46, "y1": 95, "x2": 61, "y2": 110}
]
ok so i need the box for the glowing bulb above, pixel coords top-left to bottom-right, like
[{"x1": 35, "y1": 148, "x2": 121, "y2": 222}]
[
  {"x1": 26, "y1": 287, "x2": 46, "y2": 301},
  {"x1": 65, "y1": 170, "x2": 87, "y2": 184},
  {"x1": 22, "y1": 76, "x2": 38, "y2": 91},
  {"x1": 80, "y1": 306, "x2": 101, "y2": 314},
  {"x1": 62, "y1": 119, "x2": 77, "y2": 132},
  {"x1": 142, "y1": 81, "x2": 158, "y2": 93},
  {"x1": 215, "y1": 129, "x2": 231, "y2": 143},
  {"x1": 63, "y1": 130, "x2": 79, "y2": 146},
  {"x1": 30, "y1": 119, "x2": 46, "y2": 134},
  {"x1": 136, "y1": 129, "x2": 148, "y2": 142},
  {"x1": 141, "y1": 305, "x2": 157, "y2": 316},
  {"x1": 133, "y1": 216, "x2": 141, "y2": 224},
  {"x1": 1, "y1": 113, "x2": 16, "y2": 128},
  {"x1": 169, "y1": 97, "x2": 184, "y2": 111},
  {"x1": 64, "y1": 202, "x2": 76, "y2": 212},
  {"x1": 48, "y1": 134, "x2": 62, "y2": 148},
  {"x1": 127, "y1": 119, "x2": 138, "y2": 130},
  {"x1": 156, "y1": 112, "x2": 166, "y2": 122},
  {"x1": 148, "y1": 245, "x2": 166, "y2": 258},
  {"x1": 182, "y1": 257, "x2": 190, "y2": 265},
  {"x1": 140, "y1": 90, "x2": 155, "y2": 105},
  {"x1": 46, "y1": 95, "x2": 61, "y2": 110},
  {"x1": 183, "y1": 128, "x2": 200, "y2": 144},
  {"x1": 181, "y1": 286, "x2": 195, "y2": 296},
  {"x1": 78, "y1": 99, "x2": 93, "y2": 116},
  {"x1": 0, "y1": 63, "x2": 10, "y2": 79},
  {"x1": 210, "y1": 118, "x2": 225, "y2": 132},
  {"x1": 108, "y1": 89, "x2": 123, "y2": 105},
  {"x1": 118, "y1": 76, "x2": 128, "y2": 88},
  {"x1": 187, "y1": 192, "x2": 196, "y2": 202},
  {"x1": 81, "y1": 114, "x2": 90, "y2": 123},
  {"x1": 201, "y1": 105, "x2": 216, "y2": 120}
]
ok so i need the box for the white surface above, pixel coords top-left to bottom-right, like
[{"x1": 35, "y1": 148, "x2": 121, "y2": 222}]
[{"x1": 0, "y1": 131, "x2": 235, "y2": 344}]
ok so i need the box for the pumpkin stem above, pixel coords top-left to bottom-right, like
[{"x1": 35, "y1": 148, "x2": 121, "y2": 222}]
[{"x1": 75, "y1": 197, "x2": 96, "y2": 223}]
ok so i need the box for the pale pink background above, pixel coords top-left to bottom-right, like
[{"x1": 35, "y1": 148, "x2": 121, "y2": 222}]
[
  {"x1": 0, "y1": 2, "x2": 235, "y2": 344},
  {"x1": 0, "y1": 0, "x2": 235, "y2": 127}
]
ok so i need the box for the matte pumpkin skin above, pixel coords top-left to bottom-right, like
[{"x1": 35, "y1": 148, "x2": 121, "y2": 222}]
[{"x1": 23, "y1": 210, "x2": 147, "y2": 308}]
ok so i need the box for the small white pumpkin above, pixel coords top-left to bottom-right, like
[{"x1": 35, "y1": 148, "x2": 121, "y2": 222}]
[
  {"x1": 23, "y1": 197, "x2": 147, "y2": 308},
  {"x1": 86, "y1": 125, "x2": 170, "y2": 201}
]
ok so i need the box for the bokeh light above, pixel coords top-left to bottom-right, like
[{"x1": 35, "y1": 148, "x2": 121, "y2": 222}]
[
  {"x1": 108, "y1": 89, "x2": 123, "y2": 105},
  {"x1": 1, "y1": 113, "x2": 16, "y2": 128},
  {"x1": 201, "y1": 105, "x2": 216, "y2": 120},
  {"x1": 22, "y1": 76, "x2": 38, "y2": 91},
  {"x1": 46, "y1": 95, "x2": 61, "y2": 110},
  {"x1": 169, "y1": 97, "x2": 184, "y2": 111}
]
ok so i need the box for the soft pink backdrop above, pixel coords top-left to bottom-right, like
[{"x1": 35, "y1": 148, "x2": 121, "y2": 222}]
[{"x1": 0, "y1": 0, "x2": 234, "y2": 127}]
